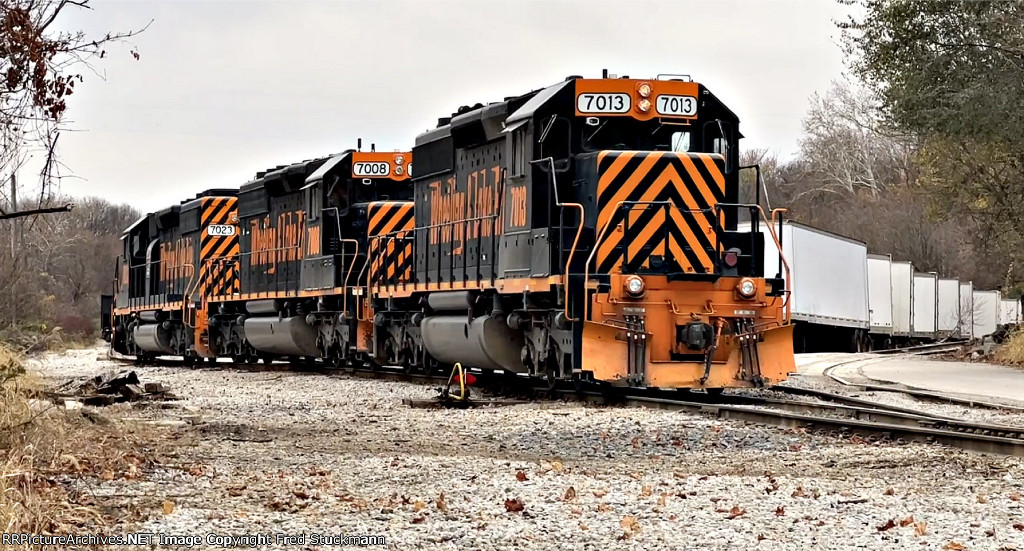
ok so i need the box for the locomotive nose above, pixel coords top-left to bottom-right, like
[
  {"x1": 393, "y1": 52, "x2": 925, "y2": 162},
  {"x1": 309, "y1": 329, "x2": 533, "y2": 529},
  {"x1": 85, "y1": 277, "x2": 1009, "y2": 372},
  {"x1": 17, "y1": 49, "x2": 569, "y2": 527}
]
[{"x1": 591, "y1": 150, "x2": 724, "y2": 276}]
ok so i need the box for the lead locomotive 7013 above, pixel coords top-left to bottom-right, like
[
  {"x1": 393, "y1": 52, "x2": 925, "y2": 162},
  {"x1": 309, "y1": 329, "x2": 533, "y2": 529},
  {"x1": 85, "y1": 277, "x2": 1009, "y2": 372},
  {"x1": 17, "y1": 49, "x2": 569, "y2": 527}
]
[{"x1": 104, "y1": 73, "x2": 795, "y2": 391}]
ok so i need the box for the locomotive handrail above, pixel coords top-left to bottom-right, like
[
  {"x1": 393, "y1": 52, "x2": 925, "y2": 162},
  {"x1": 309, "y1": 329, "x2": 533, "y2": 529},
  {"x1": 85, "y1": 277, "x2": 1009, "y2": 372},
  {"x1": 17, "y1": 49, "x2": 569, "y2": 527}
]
[
  {"x1": 583, "y1": 200, "x2": 792, "y2": 324},
  {"x1": 127, "y1": 255, "x2": 193, "y2": 300},
  {"x1": 201, "y1": 244, "x2": 301, "y2": 300},
  {"x1": 770, "y1": 207, "x2": 791, "y2": 321},
  {"x1": 533, "y1": 156, "x2": 584, "y2": 322},
  {"x1": 712, "y1": 202, "x2": 792, "y2": 323},
  {"x1": 583, "y1": 200, "x2": 683, "y2": 322},
  {"x1": 178, "y1": 263, "x2": 198, "y2": 328},
  {"x1": 338, "y1": 239, "x2": 360, "y2": 314},
  {"x1": 356, "y1": 246, "x2": 371, "y2": 321},
  {"x1": 360, "y1": 233, "x2": 395, "y2": 319}
]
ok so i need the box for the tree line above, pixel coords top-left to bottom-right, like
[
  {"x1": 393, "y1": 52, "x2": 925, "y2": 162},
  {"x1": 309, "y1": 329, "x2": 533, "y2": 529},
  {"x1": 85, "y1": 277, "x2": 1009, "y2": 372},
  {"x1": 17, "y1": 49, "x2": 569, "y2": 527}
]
[{"x1": 0, "y1": 196, "x2": 137, "y2": 343}]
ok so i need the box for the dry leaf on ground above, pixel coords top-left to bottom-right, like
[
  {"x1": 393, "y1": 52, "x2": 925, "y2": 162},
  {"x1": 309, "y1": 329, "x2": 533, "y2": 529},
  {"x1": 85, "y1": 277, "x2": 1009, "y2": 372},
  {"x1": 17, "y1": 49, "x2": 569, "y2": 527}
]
[{"x1": 726, "y1": 506, "x2": 746, "y2": 519}]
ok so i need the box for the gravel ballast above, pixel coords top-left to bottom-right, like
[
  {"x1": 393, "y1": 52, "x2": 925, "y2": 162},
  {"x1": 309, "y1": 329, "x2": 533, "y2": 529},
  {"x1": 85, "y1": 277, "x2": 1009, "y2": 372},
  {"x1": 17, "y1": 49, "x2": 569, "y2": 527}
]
[{"x1": 31, "y1": 347, "x2": 1024, "y2": 550}]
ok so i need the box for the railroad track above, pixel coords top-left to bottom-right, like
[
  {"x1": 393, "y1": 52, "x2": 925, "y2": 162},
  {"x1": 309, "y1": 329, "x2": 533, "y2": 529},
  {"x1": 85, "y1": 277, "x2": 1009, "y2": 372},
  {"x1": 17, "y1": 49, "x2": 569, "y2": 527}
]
[
  {"x1": 106, "y1": 352, "x2": 1024, "y2": 458},
  {"x1": 583, "y1": 392, "x2": 1024, "y2": 457},
  {"x1": 871, "y1": 339, "x2": 967, "y2": 356},
  {"x1": 820, "y1": 355, "x2": 1024, "y2": 412}
]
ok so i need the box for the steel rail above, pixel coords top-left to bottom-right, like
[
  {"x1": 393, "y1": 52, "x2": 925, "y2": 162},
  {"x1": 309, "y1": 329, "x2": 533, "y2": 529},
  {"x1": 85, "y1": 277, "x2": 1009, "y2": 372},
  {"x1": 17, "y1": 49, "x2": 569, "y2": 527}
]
[{"x1": 592, "y1": 393, "x2": 1024, "y2": 457}]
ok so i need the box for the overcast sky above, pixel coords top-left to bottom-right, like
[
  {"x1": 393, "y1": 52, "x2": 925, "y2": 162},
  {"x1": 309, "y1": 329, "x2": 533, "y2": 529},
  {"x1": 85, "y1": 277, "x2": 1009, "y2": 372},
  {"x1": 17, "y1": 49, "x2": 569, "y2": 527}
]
[{"x1": 48, "y1": 0, "x2": 853, "y2": 212}]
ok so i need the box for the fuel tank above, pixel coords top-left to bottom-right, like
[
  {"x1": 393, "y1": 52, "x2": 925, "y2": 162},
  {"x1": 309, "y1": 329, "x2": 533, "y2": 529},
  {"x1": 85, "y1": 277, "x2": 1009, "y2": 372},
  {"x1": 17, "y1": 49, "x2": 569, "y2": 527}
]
[
  {"x1": 243, "y1": 316, "x2": 318, "y2": 357},
  {"x1": 132, "y1": 323, "x2": 175, "y2": 354},
  {"x1": 420, "y1": 315, "x2": 527, "y2": 373}
]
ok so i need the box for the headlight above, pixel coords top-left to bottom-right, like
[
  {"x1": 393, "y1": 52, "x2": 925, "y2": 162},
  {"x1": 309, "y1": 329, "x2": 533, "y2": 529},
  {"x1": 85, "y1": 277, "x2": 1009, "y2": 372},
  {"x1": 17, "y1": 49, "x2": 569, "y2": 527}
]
[
  {"x1": 636, "y1": 99, "x2": 651, "y2": 113},
  {"x1": 395, "y1": 166, "x2": 404, "y2": 176},
  {"x1": 394, "y1": 155, "x2": 405, "y2": 165},
  {"x1": 737, "y1": 278, "x2": 756, "y2": 298},
  {"x1": 625, "y1": 275, "x2": 645, "y2": 297},
  {"x1": 637, "y1": 82, "x2": 652, "y2": 98}
]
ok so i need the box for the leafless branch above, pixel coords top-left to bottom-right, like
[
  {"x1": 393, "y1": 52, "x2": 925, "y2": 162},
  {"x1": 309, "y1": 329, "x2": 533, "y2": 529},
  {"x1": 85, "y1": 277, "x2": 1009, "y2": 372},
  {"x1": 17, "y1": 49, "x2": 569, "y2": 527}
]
[{"x1": 0, "y1": 203, "x2": 71, "y2": 220}]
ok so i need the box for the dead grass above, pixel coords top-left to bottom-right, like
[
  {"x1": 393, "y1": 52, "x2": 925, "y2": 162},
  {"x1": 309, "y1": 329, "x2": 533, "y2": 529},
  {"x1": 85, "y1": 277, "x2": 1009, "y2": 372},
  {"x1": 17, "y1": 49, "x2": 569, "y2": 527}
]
[
  {"x1": 0, "y1": 325, "x2": 97, "y2": 355},
  {"x1": 0, "y1": 342, "x2": 151, "y2": 544},
  {"x1": 994, "y1": 329, "x2": 1024, "y2": 367}
]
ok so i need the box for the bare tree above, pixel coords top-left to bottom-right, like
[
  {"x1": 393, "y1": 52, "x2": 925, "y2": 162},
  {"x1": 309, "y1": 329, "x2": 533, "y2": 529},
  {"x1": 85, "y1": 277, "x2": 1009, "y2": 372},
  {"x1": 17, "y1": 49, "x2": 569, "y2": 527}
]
[
  {"x1": 0, "y1": 0, "x2": 145, "y2": 329},
  {"x1": 0, "y1": 0, "x2": 145, "y2": 206},
  {"x1": 797, "y1": 80, "x2": 916, "y2": 199}
]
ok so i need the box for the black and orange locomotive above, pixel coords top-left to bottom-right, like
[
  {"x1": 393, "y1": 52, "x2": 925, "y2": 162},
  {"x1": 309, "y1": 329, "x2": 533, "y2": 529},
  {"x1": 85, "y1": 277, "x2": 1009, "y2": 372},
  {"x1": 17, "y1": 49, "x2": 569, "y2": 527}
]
[{"x1": 105, "y1": 74, "x2": 795, "y2": 390}]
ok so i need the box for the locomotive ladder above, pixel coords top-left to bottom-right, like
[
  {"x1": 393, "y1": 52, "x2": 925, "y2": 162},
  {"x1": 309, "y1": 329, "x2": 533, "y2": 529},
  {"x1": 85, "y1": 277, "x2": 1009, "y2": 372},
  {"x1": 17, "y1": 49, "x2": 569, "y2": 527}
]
[
  {"x1": 624, "y1": 315, "x2": 647, "y2": 385},
  {"x1": 736, "y1": 319, "x2": 765, "y2": 387}
]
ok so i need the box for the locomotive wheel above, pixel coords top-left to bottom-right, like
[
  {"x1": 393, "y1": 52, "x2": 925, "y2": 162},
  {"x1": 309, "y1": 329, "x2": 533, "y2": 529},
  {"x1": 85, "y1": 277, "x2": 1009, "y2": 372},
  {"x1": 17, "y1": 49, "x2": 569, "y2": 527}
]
[
  {"x1": 328, "y1": 346, "x2": 343, "y2": 369},
  {"x1": 544, "y1": 366, "x2": 560, "y2": 393},
  {"x1": 342, "y1": 352, "x2": 360, "y2": 374},
  {"x1": 398, "y1": 347, "x2": 416, "y2": 374}
]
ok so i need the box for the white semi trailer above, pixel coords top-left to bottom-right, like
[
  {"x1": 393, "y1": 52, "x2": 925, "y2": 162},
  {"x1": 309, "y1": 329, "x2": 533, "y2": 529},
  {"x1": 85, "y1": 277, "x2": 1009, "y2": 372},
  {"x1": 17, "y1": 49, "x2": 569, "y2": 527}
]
[
  {"x1": 958, "y1": 281, "x2": 974, "y2": 339},
  {"x1": 999, "y1": 298, "x2": 1021, "y2": 326},
  {"x1": 867, "y1": 254, "x2": 894, "y2": 348},
  {"x1": 936, "y1": 278, "x2": 961, "y2": 338},
  {"x1": 753, "y1": 221, "x2": 871, "y2": 352},
  {"x1": 973, "y1": 290, "x2": 1001, "y2": 339},
  {"x1": 890, "y1": 261, "x2": 914, "y2": 340},
  {"x1": 912, "y1": 272, "x2": 938, "y2": 340}
]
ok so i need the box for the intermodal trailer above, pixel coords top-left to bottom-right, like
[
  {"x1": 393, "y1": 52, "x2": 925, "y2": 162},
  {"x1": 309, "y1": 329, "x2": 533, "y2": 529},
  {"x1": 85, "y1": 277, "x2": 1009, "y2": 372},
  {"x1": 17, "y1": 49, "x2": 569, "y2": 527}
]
[
  {"x1": 890, "y1": 261, "x2": 914, "y2": 340},
  {"x1": 999, "y1": 298, "x2": 1021, "y2": 326},
  {"x1": 936, "y1": 278, "x2": 961, "y2": 339},
  {"x1": 750, "y1": 221, "x2": 870, "y2": 352},
  {"x1": 866, "y1": 253, "x2": 894, "y2": 347},
  {"x1": 911, "y1": 272, "x2": 938, "y2": 340},
  {"x1": 973, "y1": 290, "x2": 1000, "y2": 338},
  {"x1": 958, "y1": 281, "x2": 974, "y2": 339}
]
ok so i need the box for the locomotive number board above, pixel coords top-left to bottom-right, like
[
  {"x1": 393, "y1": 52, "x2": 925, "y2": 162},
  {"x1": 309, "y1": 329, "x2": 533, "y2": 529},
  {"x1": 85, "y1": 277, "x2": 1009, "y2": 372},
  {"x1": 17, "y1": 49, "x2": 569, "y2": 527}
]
[
  {"x1": 576, "y1": 93, "x2": 631, "y2": 114},
  {"x1": 573, "y1": 79, "x2": 700, "y2": 121},
  {"x1": 349, "y1": 151, "x2": 412, "y2": 181}
]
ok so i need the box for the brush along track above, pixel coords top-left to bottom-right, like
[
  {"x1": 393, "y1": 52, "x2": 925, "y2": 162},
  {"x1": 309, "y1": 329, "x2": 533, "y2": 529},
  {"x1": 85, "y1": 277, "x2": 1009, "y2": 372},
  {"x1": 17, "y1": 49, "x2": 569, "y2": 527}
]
[{"x1": 109, "y1": 353, "x2": 1024, "y2": 457}]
